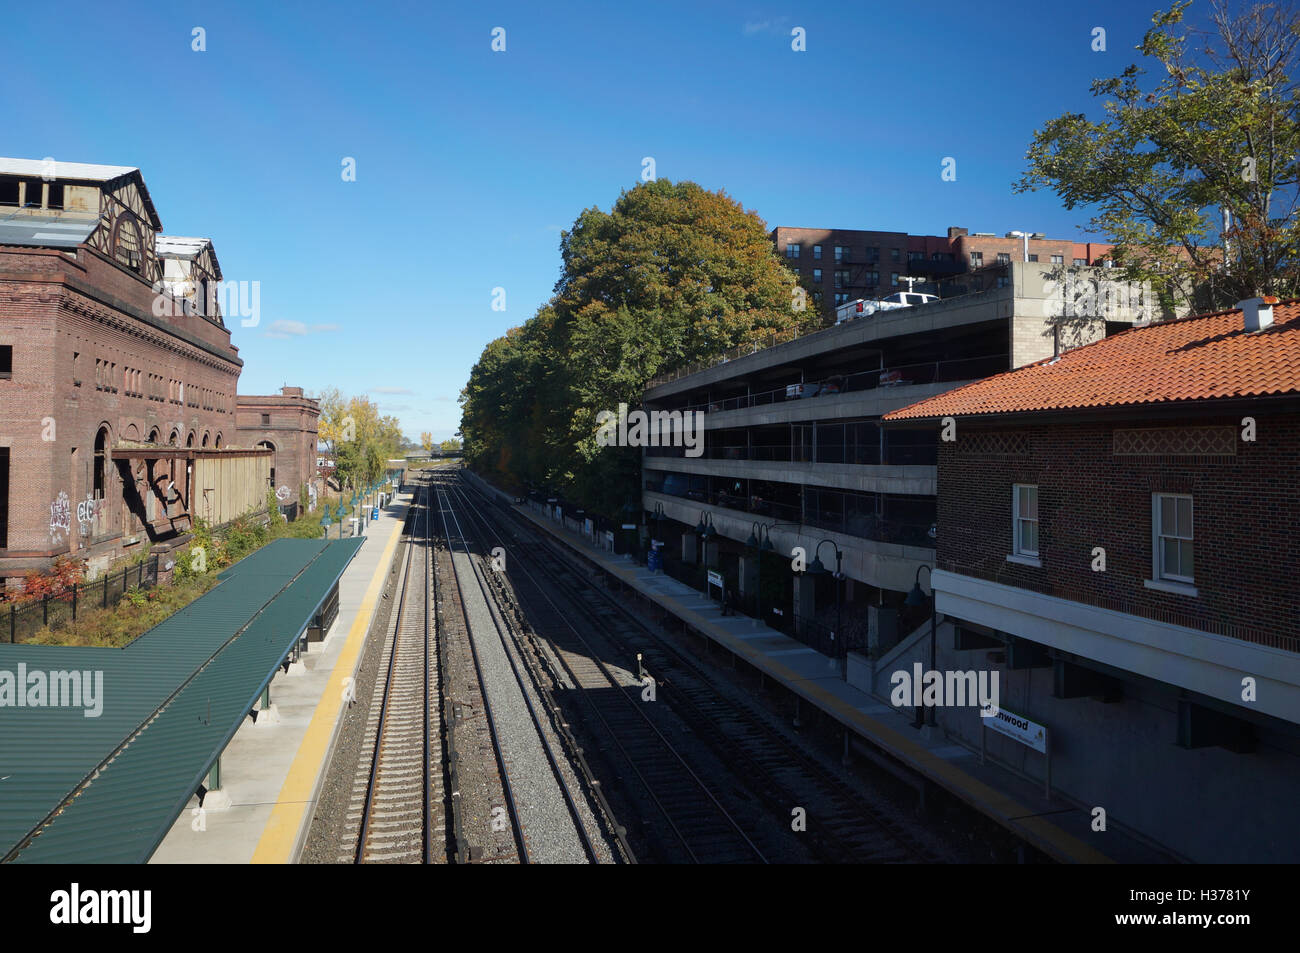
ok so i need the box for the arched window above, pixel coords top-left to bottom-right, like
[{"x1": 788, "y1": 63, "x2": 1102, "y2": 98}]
[
  {"x1": 256, "y1": 440, "x2": 276, "y2": 487},
  {"x1": 215, "y1": 433, "x2": 222, "y2": 448},
  {"x1": 93, "y1": 426, "x2": 109, "y2": 496},
  {"x1": 201, "y1": 432, "x2": 210, "y2": 447},
  {"x1": 186, "y1": 432, "x2": 194, "y2": 448},
  {"x1": 148, "y1": 427, "x2": 160, "y2": 444},
  {"x1": 169, "y1": 429, "x2": 179, "y2": 447},
  {"x1": 112, "y1": 213, "x2": 143, "y2": 273}
]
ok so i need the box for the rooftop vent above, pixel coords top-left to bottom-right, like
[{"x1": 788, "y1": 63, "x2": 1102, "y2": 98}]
[{"x1": 1238, "y1": 295, "x2": 1279, "y2": 332}]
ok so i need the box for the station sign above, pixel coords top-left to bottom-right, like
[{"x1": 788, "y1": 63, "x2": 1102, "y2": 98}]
[{"x1": 982, "y1": 705, "x2": 1048, "y2": 754}]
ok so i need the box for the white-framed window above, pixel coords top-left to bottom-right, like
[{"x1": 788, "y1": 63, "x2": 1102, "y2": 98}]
[
  {"x1": 785, "y1": 242, "x2": 800, "y2": 259},
  {"x1": 813, "y1": 244, "x2": 822, "y2": 260},
  {"x1": 1012, "y1": 484, "x2": 1039, "y2": 557},
  {"x1": 1153, "y1": 493, "x2": 1193, "y2": 583}
]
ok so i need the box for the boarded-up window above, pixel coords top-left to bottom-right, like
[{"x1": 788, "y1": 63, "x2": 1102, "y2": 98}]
[{"x1": 112, "y1": 213, "x2": 143, "y2": 273}]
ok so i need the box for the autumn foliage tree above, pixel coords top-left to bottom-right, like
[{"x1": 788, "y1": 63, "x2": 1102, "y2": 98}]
[
  {"x1": 461, "y1": 178, "x2": 816, "y2": 515},
  {"x1": 313, "y1": 388, "x2": 404, "y2": 491},
  {"x1": 1, "y1": 555, "x2": 87, "y2": 604}
]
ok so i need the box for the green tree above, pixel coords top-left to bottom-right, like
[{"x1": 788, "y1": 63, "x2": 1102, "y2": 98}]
[
  {"x1": 1017, "y1": 0, "x2": 1300, "y2": 312},
  {"x1": 462, "y1": 178, "x2": 812, "y2": 515}
]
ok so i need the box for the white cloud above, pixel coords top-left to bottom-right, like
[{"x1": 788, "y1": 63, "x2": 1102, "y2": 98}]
[
  {"x1": 263, "y1": 320, "x2": 339, "y2": 339},
  {"x1": 743, "y1": 17, "x2": 789, "y2": 35}
]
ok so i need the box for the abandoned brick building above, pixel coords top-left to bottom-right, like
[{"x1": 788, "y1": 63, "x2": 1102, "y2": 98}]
[
  {"x1": 0, "y1": 157, "x2": 271, "y2": 585},
  {"x1": 236, "y1": 386, "x2": 323, "y2": 515}
]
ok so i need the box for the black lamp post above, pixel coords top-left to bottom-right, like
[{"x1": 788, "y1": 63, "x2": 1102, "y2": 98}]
[
  {"x1": 694, "y1": 511, "x2": 716, "y2": 592},
  {"x1": 652, "y1": 502, "x2": 666, "y2": 570},
  {"x1": 905, "y1": 564, "x2": 937, "y2": 727},
  {"x1": 808, "y1": 538, "x2": 844, "y2": 655},
  {"x1": 746, "y1": 522, "x2": 775, "y2": 622}
]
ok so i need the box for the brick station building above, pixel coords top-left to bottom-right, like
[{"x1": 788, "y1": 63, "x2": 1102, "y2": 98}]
[
  {"x1": 0, "y1": 157, "x2": 268, "y2": 585},
  {"x1": 235, "y1": 387, "x2": 322, "y2": 513},
  {"x1": 882, "y1": 296, "x2": 1300, "y2": 862}
]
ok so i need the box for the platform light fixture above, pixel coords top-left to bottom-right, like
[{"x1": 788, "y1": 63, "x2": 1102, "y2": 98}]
[{"x1": 906, "y1": 564, "x2": 938, "y2": 727}]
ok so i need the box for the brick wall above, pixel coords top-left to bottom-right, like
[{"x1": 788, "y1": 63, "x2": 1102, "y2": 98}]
[
  {"x1": 0, "y1": 247, "x2": 242, "y2": 579},
  {"x1": 234, "y1": 390, "x2": 321, "y2": 501},
  {"x1": 936, "y1": 412, "x2": 1300, "y2": 637}
]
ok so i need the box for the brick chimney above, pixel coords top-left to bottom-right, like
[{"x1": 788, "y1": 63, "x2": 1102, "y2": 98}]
[
  {"x1": 1238, "y1": 296, "x2": 1279, "y2": 332},
  {"x1": 281, "y1": 385, "x2": 304, "y2": 397},
  {"x1": 947, "y1": 226, "x2": 968, "y2": 239}
]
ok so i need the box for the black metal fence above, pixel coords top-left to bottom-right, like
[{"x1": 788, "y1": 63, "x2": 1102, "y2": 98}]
[{"x1": 5, "y1": 555, "x2": 160, "y2": 643}]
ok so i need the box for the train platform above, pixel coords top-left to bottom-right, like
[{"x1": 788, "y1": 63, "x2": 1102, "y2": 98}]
[
  {"x1": 150, "y1": 493, "x2": 410, "y2": 864},
  {"x1": 464, "y1": 472, "x2": 1173, "y2": 864}
]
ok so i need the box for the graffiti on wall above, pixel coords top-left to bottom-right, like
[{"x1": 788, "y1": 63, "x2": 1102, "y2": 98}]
[
  {"x1": 76, "y1": 494, "x2": 103, "y2": 534},
  {"x1": 275, "y1": 485, "x2": 291, "y2": 502},
  {"x1": 49, "y1": 491, "x2": 71, "y2": 544}
]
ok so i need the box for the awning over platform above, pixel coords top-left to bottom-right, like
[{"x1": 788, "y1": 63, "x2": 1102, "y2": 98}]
[{"x1": 0, "y1": 536, "x2": 363, "y2": 863}]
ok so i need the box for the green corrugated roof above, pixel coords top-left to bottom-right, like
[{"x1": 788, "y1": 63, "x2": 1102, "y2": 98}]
[{"x1": 0, "y1": 537, "x2": 363, "y2": 862}]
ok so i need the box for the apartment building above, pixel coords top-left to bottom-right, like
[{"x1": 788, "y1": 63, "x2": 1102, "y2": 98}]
[{"x1": 772, "y1": 225, "x2": 1119, "y2": 312}]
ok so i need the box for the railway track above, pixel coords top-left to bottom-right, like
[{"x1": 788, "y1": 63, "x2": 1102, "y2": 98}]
[
  {"x1": 443, "y1": 476, "x2": 770, "y2": 863},
  {"x1": 432, "y1": 481, "x2": 613, "y2": 864},
  {"x1": 451, "y1": 471, "x2": 951, "y2": 863},
  {"x1": 339, "y1": 478, "x2": 445, "y2": 863}
]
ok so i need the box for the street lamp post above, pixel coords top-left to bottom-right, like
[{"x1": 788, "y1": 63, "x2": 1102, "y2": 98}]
[
  {"x1": 652, "y1": 503, "x2": 665, "y2": 572},
  {"x1": 694, "y1": 511, "x2": 716, "y2": 591},
  {"x1": 905, "y1": 564, "x2": 938, "y2": 727},
  {"x1": 808, "y1": 538, "x2": 844, "y2": 657},
  {"x1": 746, "y1": 522, "x2": 775, "y2": 625}
]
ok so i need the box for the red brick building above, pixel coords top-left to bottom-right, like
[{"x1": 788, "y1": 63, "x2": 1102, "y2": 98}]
[
  {"x1": 0, "y1": 157, "x2": 266, "y2": 584},
  {"x1": 772, "y1": 224, "x2": 1118, "y2": 311},
  {"x1": 235, "y1": 387, "x2": 322, "y2": 512},
  {"x1": 880, "y1": 296, "x2": 1300, "y2": 862}
]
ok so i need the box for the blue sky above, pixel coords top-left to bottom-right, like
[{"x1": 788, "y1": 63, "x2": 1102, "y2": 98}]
[{"x1": 7, "y1": 0, "x2": 1175, "y2": 441}]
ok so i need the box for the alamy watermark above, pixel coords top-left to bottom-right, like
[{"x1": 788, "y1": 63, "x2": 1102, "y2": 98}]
[
  {"x1": 151, "y1": 279, "x2": 261, "y2": 327},
  {"x1": 890, "y1": 663, "x2": 999, "y2": 715},
  {"x1": 0, "y1": 665, "x2": 104, "y2": 718},
  {"x1": 1043, "y1": 274, "x2": 1154, "y2": 321},
  {"x1": 595, "y1": 403, "x2": 704, "y2": 457}
]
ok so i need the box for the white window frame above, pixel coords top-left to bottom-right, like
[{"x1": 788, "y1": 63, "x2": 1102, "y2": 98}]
[
  {"x1": 1009, "y1": 484, "x2": 1040, "y2": 565},
  {"x1": 1148, "y1": 493, "x2": 1196, "y2": 594}
]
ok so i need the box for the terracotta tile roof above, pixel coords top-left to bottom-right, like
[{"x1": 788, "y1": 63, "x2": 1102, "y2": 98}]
[{"x1": 883, "y1": 299, "x2": 1300, "y2": 421}]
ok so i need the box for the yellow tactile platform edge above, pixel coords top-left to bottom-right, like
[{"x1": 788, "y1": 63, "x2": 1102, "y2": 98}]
[{"x1": 250, "y1": 512, "x2": 407, "y2": 863}]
